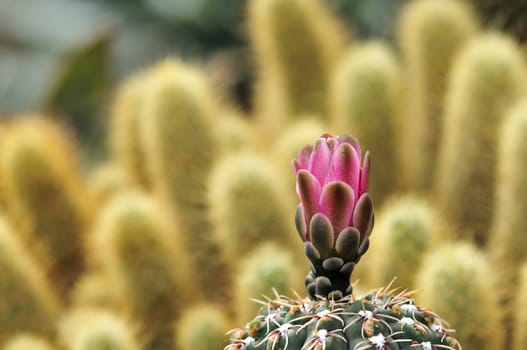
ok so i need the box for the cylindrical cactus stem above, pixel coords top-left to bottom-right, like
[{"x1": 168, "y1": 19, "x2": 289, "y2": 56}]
[
  {"x1": 330, "y1": 42, "x2": 402, "y2": 204},
  {"x1": 248, "y1": 0, "x2": 345, "y2": 129},
  {"x1": 4, "y1": 335, "x2": 56, "y2": 350},
  {"x1": 398, "y1": 0, "x2": 478, "y2": 191},
  {"x1": 513, "y1": 264, "x2": 527, "y2": 350},
  {"x1": 0, "y1": 214, "x2": 61, "y2": 344},
  {"x1": 0, "y1": 117, "x2": 92, "y2": 296},
  {"x1": 364, "y1": 196, "x2": 445, "y2": 289},
  {"x1": 234, "y1": 242, "x2": 302, "y2": 325},
  {"x1": 87, "y1": 163, "x2": 130, "y2": 208},
  {"x1": 209, "y1": 151, "x2": 300, "y2": 260},
  {"x1": 435, "y1": 33, "x2": 527, "y2": 245},
  {"x1": 175, "y1": 303, "x2": 231, "y2": 350},
  {"x1": 109, "y1": 71, "x2": 153, "y2": 190},
  {"x1": 59, "y1": 309, "x2": 140, "y2": 350},
  {"x1": 416, "y1": 242, "x2": 502, "y2": 350},
  {"x1": 92, "y1": 191, "x2": 197, "y2": 350},
  {"x1": 142, "y1": 59, "x2": 230, "y2": 304}
]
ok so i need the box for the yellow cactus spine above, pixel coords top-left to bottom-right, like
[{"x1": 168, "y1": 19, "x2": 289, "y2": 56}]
[
  {"x1": 0, "y1": 117, "x2": 91, "y2": 295},
  {"x1": 4, "y1": 335, "x2": 56, "y2": 350},
  {"x1": 248, "y1": 0, "x2": 344, "y2": 128},
  {"x1": 209, "y1": 151, "x2": 298, "y2": 259},
  {"x1": 142, "y1": 59, "x2": 229, "y2": 303},
  {"x1": 92, "y1": 192, "x2": 195, "y2": 350},
  {"x1": 109, "y1": 73, "x2": 152, "y2": 190},
  {"x1": 0, "y1": 214, "x2": 60, "y2": 343},
  {"x1": 175, "y1": 303, "x2": 230, "y2": 350},
  {"x1": 398, "y1": 0, "x2": 478, "y2": 191},
  {"x1": 513, "y1": 264, "x2": 527, "y2": 350},
  {"x1": 331, "y1": 42, "x2": 401, "y2": 204},
  {"x1": 416, "y1": 243, "x2": 502, "y2": 350},
  {"x1": 436, "y1": 33, "x2": 527, "y2": 245}
]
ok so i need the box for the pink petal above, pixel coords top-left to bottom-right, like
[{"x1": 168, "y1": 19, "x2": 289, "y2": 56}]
[
  {"x1": 296, "y1": 170, "x2": 321, "y2": 239},
  {"x1": 359, "y1": 151, "x2": 370, "y2": 195},
  {"x1": 319, "y1": 181, "x2": 355, "y2": 234},
  {"x1": 337, "y1": 134, "x2": 361, "y2": 156},
  {"x1": 295, "y1": 144, "x2": 314, "y2": 172},
  {"x1": 308, "y1": 138, "x2": 331, "y2": 184},
  {"x1": 331, "y1": 143, "x2": 360, "y2": 190}
]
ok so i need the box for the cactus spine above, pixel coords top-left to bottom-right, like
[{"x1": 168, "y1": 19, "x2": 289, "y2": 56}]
[
  {"x1": 0, "y1": 117, "x2": 91, "y2": 295},
  {"x1": 331, "y1": 42, "x2": 401, "y2": 204},
  {"x1": 436, "y1": 33, "x2": 527, "y2": 245},
  {"x1": 0, "y1": 214, "x2": 60, "y2": 344},
  {"x1": 398, "y1": 0, "x2": 477, "y2": 191},
  {"x1": 416, "y1": 242, "x2": 502, "y2": 350},
  {"x1": 92, "y1": 192, "x2": 195, "y2": 350},
  {"x1": 175, "y1": 304, "x2": 230, "y2": 350},
  {"x1": 248, "y1": 0, "x2": 344, "y2": 128}
]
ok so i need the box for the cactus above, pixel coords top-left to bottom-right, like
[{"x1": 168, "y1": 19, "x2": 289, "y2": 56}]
[
  {"x1": 175, "y1": 303, "x2": 230, "y2": 350},
  {"x1": 0, "y1": 214, "x2": 60, "y2": 344},
  {"x1": 142, "y1": 59, "x2": 230, "y2": 303},
  {"x1": 216, "y1": 111, "x2": 253, "y2": 153},
  {"x1": 415, "y1": 242, "x2": 501, "y2": 350},
  {"x1": 87, "y1": 163, "x2": 130, "y2": 208},
  {"x1": 248, "y1": 0, "x2": 344, "y2": 129},
  {"x1": 398, "y1": 0, "x2": 477, "y2": 191},
  {"x1": 513, "y1": 264, "x2": 527, "y2": 350},
  {"x1": 364, "y1": 197, "x2": 444, "y2": 289},
  {"x1": 92, "y1": 191, "x2": 196, "y2": 350},
  {"x1": 109, "y1": 72, "x2": 152, "y2": 190},
  {"x1": 436, "y1": 33, "x2": 527, "y2": 245},
  {"x1": 4, "y1": 335, "x2": 56, "y2": 350},
  {"x1": 0, "y1": 117, "x2": 91, "y2": 296},
  {"x1": 209, "y1": 151, "x2": 299, "y2": 259},
  {"x1": 59, "y1": 309, "x2": 139, "y2": 350},
  {"x1": 234, "y1": 243, "x2": 302, "y2": 324},
  {"x1": 330, "y1": 42, "x2": 401, "y2": 204}
]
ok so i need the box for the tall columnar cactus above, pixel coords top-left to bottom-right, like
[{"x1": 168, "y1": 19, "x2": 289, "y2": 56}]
[
  {"x1": 513, "y1": 264, "x2": 527, "y2": 350},
  {"x1": 248, "y1": 0, "x2": 344, "y2": 129},
  {"x1": 59, "y1": 309, "x2": 139, "y2": 350},
  {"x1": 0, "y1": 117, "x2": 91, "y2": 295},
  {"x1": 87, "y1": 163, "x2": 130, "y2": 208},
  {"x1": 365, "y1": 197, "x2": 443, "y2": 289},
  {"x1": 4, "y1": 335, "x2": 56, "y2": 350},
  {"x1": 92, "y1": 192, "x2": 196, "y2": 350},
  {"x1": 398, "y1": 0, "x2": 477, "y2": 191},
  {"x1": 416, "y1": 243, "x2": 501, "y2": 350},
  {"x1": 110, "y1": 72, "x2": 152, "y2": 190},
  {"x1": 330, "y1": 42, "x2": 401, "y2": 204},
  {"x1": 0, "y1": 214, "x2": 60, "y2": 344},
  {"x1": 175, "y1": 303, "x2": 231, "y2": 350},
  {"x1": 142, "y1": 59, "x2": 229, "y2": 303},
  {"x1": 226, "y1": 134, "x2": 462, "y2": 350},
  {"x1": 436, "y1": 33, "x2": 527, "y2": 245},
  {"x1": 209, "y1": 151, "x2": 299, "y2": 259}
]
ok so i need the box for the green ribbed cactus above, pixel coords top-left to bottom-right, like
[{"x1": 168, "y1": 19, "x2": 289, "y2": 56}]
[
  {"x1": 0, "y1": 117, "x2": 91, "y2": 295},
  {"x1": 209, "y1": 151, "x2": 299, "y2": 259},
  {"x1": 398, "y1": 0, "x2": 477, "y2": 191},
  {"x1": 513, "y1": 264, "x2": 527, "y2": 350},
  {"x1": 175, "y1": 303, "x2": 230, "y2": 350},
  {"x1": 0, "y1": 214, "x2": 60, "y2": 344},
  {"x1": 92, "y1": 192, "x2": 195, "y2": 350},
  {"x1": 234, "y1": 243, "x2": 302, "y2": 324},
  {"x1": 330, "y1": 42, "x2": 401, "y2": 204},
  {"x1": 436, "y1": 33, "x2": 527, "y2": 245},
  {"x1": 142, "y1": 59, "x2": 229, "y2": 303},
  {"x1": 416, "y1": 243, "x2": 501, "y2": 350},
  {"x1": 59, "y1": 309, "x2": 139, "y2": 350},
  {"x1": 248, "y1": 0, "x2": 344, "y2": 128},
  {"x1": 365, "y1": 197, "x2": 444, "y2": 289},
  {"x1": 110, "y1": 72, "x2": 152, "y2": 190},
  {"x1": 4, "y1": 335, "x2": 56, "y2": 350}
]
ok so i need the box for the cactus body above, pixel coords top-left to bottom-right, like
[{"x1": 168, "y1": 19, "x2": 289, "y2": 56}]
[
  {"x1": 331, "y1": 42, "x2": 401, "y2": 204},
  {"x1": 88, "y1": 163, "x2": 130, "y2": 208},
  {"x1": 175, "y1": 304, "x2": 230, "y2": 350},
  {"x1": 4, "y1": 335, "x2": 56, "y2": 350},
  {"x1": 513, "y1": 264, "x2": 527, "y2": 350},
  {"x1": 436, "y1": 33, "x2": 527, "y2": 244},
  {"x1": 249, "y1": 0, "x2": 344, "y2": 129},
  {"x1": 92, "y1": 192, "x2": 195, "y2": 350},
  {"x1": 416, "y1": 243, "x2": 501, "y2": 350},
  {"x1": 142, "y1": 60, "x2": 229, "y2": 303},
  {"x1": 0, "y1": 214, "x2": 60, "y2": 344},
  {"x1": 0, "y1": 117, "x2": 91, "y2": 295},
  {"x1": 398, "y1": 0, "x2": 477, "y2": 191},
  {"x1": 226, "y1": 286, "x2": 460, "y2": 350}
]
